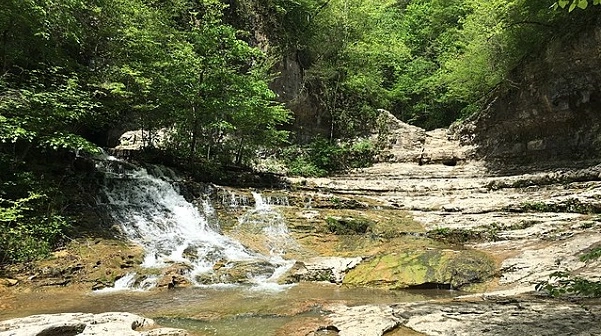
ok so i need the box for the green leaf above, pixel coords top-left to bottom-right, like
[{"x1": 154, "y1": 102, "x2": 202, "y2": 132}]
[
  {"x1": 578, "y1": 0, "x2": 589, "y2": 9},
  {"x1": 569, "y1": 1, "x2": 577, "y2": 11}
]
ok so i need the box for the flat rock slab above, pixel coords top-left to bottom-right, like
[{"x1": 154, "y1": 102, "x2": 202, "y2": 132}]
[
  {"x1": 0, "y1": 312, "x2": 188, "y2": 336},
  {"x1": 476, "y1": 232, "x2": 601, "y2": 286},
  {"x1": 325, "y1": 304, "x2": 400, "y2": 336},
  {"x1": 393, "y1": 299, "x2": 601, "y2": 336}
]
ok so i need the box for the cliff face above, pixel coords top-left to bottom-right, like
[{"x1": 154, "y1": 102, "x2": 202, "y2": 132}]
[
  {"x1": 459, "y1": 19, "x2": 601, "y2": 165},
  {"x1": 223, "y1": 2, "x2": 331, "y2": 143},
  {"x1": 269, "y1": 54, "x2": 331, "y2": 143}
]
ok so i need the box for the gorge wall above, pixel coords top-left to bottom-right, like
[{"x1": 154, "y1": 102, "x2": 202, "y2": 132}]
[{"x1": 459, "y1": 17, "x2": 601, "y2": 166}]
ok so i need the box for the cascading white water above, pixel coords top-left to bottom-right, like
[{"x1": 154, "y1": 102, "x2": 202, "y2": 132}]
[
  {"x1": 237, "y1": 192, "x2": 297, "y2": 259},
  {"x1": 103, "y1": 168, "x2": 254, "y2": 271},
  {"x1": 99, "y1": 163, "x2": 293, "y2": 288},
  {"x1": 234, "y1": 192, "x2": 297, "y2": 289},
  {"x1": 219, "y1": 190, "x2": 251, "y2": 209}
]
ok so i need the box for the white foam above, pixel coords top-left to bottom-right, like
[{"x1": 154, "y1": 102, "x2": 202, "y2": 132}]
[{"x1": 101, "y1": 165, "x2": 296, "y2": 289}]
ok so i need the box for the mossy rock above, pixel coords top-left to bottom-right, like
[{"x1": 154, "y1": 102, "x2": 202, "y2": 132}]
[
  {"x1": 325, "y1": 216, "x2": 374, "y2": 234},
  {"x1": 195, "y1": 260, "x2": 276, "y2": 285},
  {"x1": 343, "y1": 249, "x2": 496, "y2": 289}
]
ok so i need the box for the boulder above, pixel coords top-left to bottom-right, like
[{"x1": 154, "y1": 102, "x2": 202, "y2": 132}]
[
  {"x1": 325, "y1": 304, "x2": 400, "y2": 336},
  {"x1": 0, "y1": 278, "x2": 18, "y2": 287},
  {"x1": 157, "y1": 263, "x2": 193, "y2": 288},
  {"x1": 371, "y1": 109, "x2": 472, "y2": 165},
  {"x1": 343, "y1": 250, "x2": 495, "y2": 289},
  {"x1": 195, "y1": 260, "x2": 276, "y2": 285},
  {"x1": 280, "y1": 257, "x2": 362, "y2": 284}
]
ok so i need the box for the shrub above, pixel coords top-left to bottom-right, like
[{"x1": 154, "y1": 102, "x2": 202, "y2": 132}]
[
  {"x1": 536, "y1": 246, "x2": 601, "y2": 298},
  {"x1": 0, "y1": 194, "x2": 70, "y2": 264},
  {"x1": 281, "y1": 137, "x2": 376, "y2": 177}
]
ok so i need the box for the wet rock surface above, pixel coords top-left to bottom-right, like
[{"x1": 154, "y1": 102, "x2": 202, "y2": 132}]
[
  {"x1": 2, "y1": 239, "x2": 146, "y2": 291},
  {"x1": 280, "y1": 257, "x2": 362, "y2": 284},
  {"x1": 195, "y1": 260, "x2": 277, "y2": 285},
  {"x1": 282, "y1": 114, "x2": 601, "y2": 335},
  {"x1": 291, "y1": 159, "x2": 601, "y2": 290},
  {"x1": 324, "y1": 304, "x2": 400, "y2": 336},
  {"x1": 156, "y1": 263, "x2": 193, "y2": 289},
  {"x1": 5, "y1": 111, "x2": 601, "y2": 335},
  {"x1": 344, "y1": 250, "x2": 495, "y2": 290}
]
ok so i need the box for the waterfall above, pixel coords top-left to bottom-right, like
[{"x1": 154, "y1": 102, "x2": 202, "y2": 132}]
[
  {"x1": 99, "y1": 161, "x2": 293, "y2": 289},
  {"x1": 235, "y1": 192, "x2": 297, "y2": 289},
  {"x1": 238, "y1": 192, "x2": 297, "y2": 259},
  {"x1": 219, "y1": 189, "x2": 251, "y2": 209}
]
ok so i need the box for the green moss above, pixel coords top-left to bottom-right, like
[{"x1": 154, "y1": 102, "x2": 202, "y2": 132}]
[
  {"x1": 343, "y1": 249, "x2": 496, "y2": 289},
  {"x1": 517, "y1": 199, "x2": 601, "y2": 214},
  {"x1": 427, "y1": 227, "x2": 486, "y2": 244},
  {"x1": 325, "y1": 216, "x2": 373, "y2": 235}
]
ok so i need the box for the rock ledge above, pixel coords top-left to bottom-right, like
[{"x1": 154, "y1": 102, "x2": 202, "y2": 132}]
[{"x1": 0, "y1": 312, "x2": 188, "y2": 336}]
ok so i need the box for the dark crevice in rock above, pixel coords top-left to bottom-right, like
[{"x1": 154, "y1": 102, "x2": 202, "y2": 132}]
[
  {"x1": 405, "y1": 282, "x2": 453, "y2": 290},
  {"x1": 37, "y1": 324, "x2": 87, "y2": 336},
  {"x1": 316, "y1": 325, "x2": 340, "y2": 335}
]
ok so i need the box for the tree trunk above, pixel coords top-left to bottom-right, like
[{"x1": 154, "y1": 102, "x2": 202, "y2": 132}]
[
  {"x1": 190, "y1": 107, "x2": 198, "y2": 161},
  {"x1": 1, "y1": 26, "x2": 11, "y2": 74},
  {"x1": 235, "y1": 137, "x2": 244, "y2": 165}
]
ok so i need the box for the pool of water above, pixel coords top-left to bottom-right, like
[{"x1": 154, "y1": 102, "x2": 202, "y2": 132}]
[{"x1": 1, "y1": 283, "x2": 459, "y2": 335}]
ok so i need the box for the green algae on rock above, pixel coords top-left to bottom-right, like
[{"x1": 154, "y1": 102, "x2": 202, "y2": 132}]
[{"x1": 343, "y1": 249, "x2": 496, "y2": 289}]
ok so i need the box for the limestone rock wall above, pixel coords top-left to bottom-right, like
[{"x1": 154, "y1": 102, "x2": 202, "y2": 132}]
[
  {"x1": 269, "y1": 53, "x2": 332, "y2": 142},
  {"x1": 373, "y1": 109, "x2": 474, "y2": 164},
  {"x1": 459, "y1": 19, "x2": 601, "y2": 165}
]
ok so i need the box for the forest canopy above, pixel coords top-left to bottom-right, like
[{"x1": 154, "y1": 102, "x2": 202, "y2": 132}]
[
  {"x1": 270, "y1": 0, "x2": 591, "y2": 134},
  {"x1": 0, "y1": 0, "x2": 595, "y2": 161}
]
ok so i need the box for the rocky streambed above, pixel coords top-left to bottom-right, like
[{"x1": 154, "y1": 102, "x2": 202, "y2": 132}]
[
  {"x1": 2, "y1": 120, "x2": 601, "y2": 335},
  {"x1": 278, "y1": 159, "x2": 601, "y2": 335}
]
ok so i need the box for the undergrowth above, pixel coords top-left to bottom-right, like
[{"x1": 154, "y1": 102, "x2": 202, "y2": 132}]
[
  {"x1": 536, "y1": 246, "x2": 601, "y2": 298},
  {"x1": 281, "y1": 137, "x2": 375, "y2": 177}
]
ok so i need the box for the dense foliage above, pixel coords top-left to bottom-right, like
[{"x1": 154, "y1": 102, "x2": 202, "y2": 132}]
[
  {"x1": 0, "y1": 0, "x2": 598, "y2": 262},
  {"x1": 269, "y1": 0, "x2": 588, "y2": 133},
  {"x1": 0, "y1": 0, "x2": 288, "y2": 263},
  {"x1": 282, "y1": 137, "x2": 375, "y2": 177},
  {"x1": 554, "y1": 0, "x2": 601, "y2": 11}
]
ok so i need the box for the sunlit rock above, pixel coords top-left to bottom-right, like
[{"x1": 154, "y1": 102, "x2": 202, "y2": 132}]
[
  {"x1": 0, "y1": 312, "x2": 188, "y2": 336},
  {"x1": 280, "y1": 257, "x2": 362, "y2": 284},
  {"x1": 344, "y1": 250, "x2": 495, "y2": 289},
  {"x1": 195, "y1": 260, "x2": 277, "y2": 285}
]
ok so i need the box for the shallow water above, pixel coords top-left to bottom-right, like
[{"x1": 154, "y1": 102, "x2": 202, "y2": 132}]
[{"x1": 1, "y1": 283, "x2": 458, "y2": 335}]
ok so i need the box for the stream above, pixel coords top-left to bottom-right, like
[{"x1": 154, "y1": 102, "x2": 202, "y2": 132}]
[
  {"x1": 55, "y1": 159, "x2": 453, "y2": 334},
  {"x1": 4, "y1": 152, "x2": 601, "y2": 335},
  {"x1": 2, "y1": 284, "x2": 456, "y2": 335}
]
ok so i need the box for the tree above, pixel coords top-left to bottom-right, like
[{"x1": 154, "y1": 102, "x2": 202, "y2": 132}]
[
  {"x1": 0, "y1": 0, "x2": 291, "y2": 262},
  {"x1": 148, "y1": 0, "x2": 290, "y2": 164},
  {"x1": 553, "y1": 0, "x2": 601, "y2": 11}
]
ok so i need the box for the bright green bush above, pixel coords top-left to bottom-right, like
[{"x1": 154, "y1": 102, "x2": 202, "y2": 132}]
[{"x1": 281, "y1": 138, "x2": 376, "y2": 177}]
